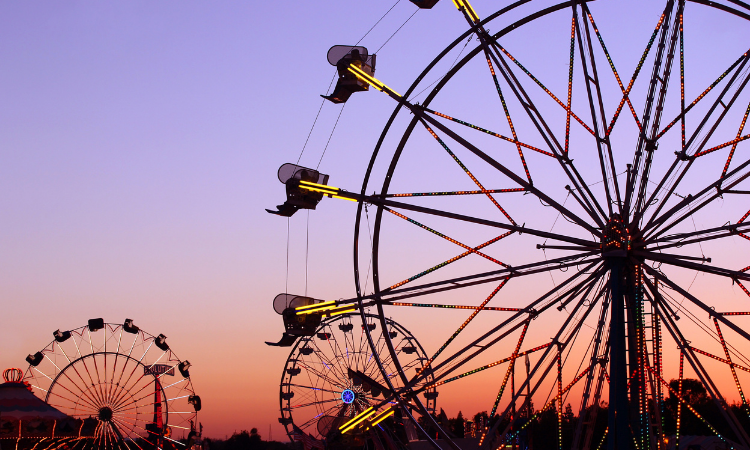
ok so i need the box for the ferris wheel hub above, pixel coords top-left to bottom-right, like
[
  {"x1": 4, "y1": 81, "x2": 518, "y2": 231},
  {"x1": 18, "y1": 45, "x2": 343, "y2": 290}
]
[
  {"x1": 602, "y1": 214, "x2": 633, "y2": 257},
  {"x1": 98, "y1": 406, "x2": 114, "y2": 422}
]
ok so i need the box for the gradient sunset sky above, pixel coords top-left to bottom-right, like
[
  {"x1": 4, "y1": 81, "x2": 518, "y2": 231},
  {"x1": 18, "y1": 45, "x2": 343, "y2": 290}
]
[{"x1": 2, "y1": 0, "x2": 749, "y2": 441}]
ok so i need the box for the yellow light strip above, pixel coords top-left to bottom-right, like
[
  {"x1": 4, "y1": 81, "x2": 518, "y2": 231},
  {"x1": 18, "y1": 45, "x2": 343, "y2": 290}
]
[
  {"x1": 296, "y1": 300, "x2": 336, "y2": 311},
  {"x1": 339, "y1": 407, "x2": 376, "y2": 433},
  {"x1": 332, "y1": 195, "x2": 357, "y2": 202},
  {"x1": 297, "y1": 305, "x2": 339, "y2": 315},
  {"x1": 328, "y1": 307, "x2": 356, "y2": 317},
  {"x1": 299, "y1": 181, "x2": 338, "y2": 192},
  {"x1": 370, "y1": 408, "x2": 395, "y2": 427},
  {"x1": 348, "y1": 65, "x2": 401, "y2": 98},
  {"x1": 454, "y1": 0, "x2": 480, "y2": 23}
]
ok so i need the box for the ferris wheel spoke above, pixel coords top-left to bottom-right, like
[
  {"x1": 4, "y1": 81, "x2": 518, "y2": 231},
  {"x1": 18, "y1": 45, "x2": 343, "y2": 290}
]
[
  {"x1": 419, "y1": 107, "x2": 552, "y2": 158},
  {"x1": 478, "y1": 47, "x2": 533, "y2": 185},
  {"x1": 637, "y1": 65, "x2": 750, "y2": 226},
  {"x1": 644, "y1": 267, "x2": 750, "y2": 351},
  {"x1": 415, "y1": 108, "x2": 604, "y2": 234},
  {"x1": 38, "y1": 367, "x2": 101, "y2": 410},
  {"x1": 720, "y1": 99, "x2": 750, "y2": 180},
  {"x1": 383, "y1": 206, "x2": 510, "y2": 268},
  {"x1": 416, "y1": 264, "x2": 603, "y2": 386},
  {"x1": 638, "y1": 251, "x2": 750, "y2": 282},
  {"x1": 371, "y1": 195, "x2": 598, "y2": 246},
  {"x1": 484, "y1": 47, "x2": 611, "y2": 225},
  {"x1": 381, "y1": 250, "x2": 600, "y2": 303},
  {"x1": 310, "y1": 334, "x2": 351, "y2": 385},
  {"x1": 624, "y1": 1, "x2": 679, "y2": 216},
  {"x1": 491, "y1": 284, "x2": 606, "y2": 444},
  {"x1": 485, "y1": 319, "x2": 530, "y2": 423},
  {"x1": 581, "y1": 7, "x2": 643, "y2": 137},
  {"x1": 631, "y1": 3, "x2": 684, "y2": 220},
  {"x1": 37, "y1": 357, "x2": 101, "y2": 410},
  {"x1": 296, "y1": 361, "x2": 348, "y2": 391},
  {"x1": 416, "y1": 277, "x2": 510, "y2": 377},
  {"x1": 649, "y1": 293, "x2": 750, "y2": 447},
  {"x1": 640, "y1": 155, "x2": 750, "y2": 239},
  {"x1": 383, "y1": 187, "x2": 527, "y2": 198},
  {"x1": 573, "y1": 4, "x2": 623, "y2": 215},
  {"x1": 488, "y1": 33, "x2": 596, "y2": 141},
  {"x1": 384, "y1": 230, "x2": 514, "y2": 291},
  {"x1": 656, "y1": 46, "x2": 750, "y2": 142},
  {"x1": 417, "y1": 118, "x2": 518, "y2": 225},
  {"x1": 406, "y1": 262, "x2": 604, "y2": 383}
]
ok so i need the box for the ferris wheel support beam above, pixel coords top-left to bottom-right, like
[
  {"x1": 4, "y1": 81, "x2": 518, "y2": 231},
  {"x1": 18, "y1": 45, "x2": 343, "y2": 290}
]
[{"x1": 605, "y1": 257, "x2": 631, "y2": 450}]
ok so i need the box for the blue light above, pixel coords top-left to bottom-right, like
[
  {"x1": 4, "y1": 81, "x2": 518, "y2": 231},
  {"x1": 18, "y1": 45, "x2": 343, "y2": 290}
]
[{"x1": 341, "y1": 389, "x2": 355, "y2": 404}]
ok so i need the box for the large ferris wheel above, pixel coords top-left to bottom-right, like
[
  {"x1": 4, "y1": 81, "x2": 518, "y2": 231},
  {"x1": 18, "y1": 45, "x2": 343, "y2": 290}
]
[{"x1": 268, "y1": 0, "x2": 750, "y2": 449}]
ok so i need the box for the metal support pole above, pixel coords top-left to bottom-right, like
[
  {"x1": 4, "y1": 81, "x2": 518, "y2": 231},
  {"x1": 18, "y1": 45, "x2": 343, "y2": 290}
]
[{"x1": 608, "y1": 258, "x2": 631, "y2": 450}]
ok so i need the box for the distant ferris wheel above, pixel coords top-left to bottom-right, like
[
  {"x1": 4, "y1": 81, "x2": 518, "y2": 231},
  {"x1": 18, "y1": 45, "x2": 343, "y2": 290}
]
[
  {"x1": 24, "y1": 318, "x2": 201, "y2": 450},
  {"x1": 274, "y1": 306, "x2": 436, "y2": 444}
]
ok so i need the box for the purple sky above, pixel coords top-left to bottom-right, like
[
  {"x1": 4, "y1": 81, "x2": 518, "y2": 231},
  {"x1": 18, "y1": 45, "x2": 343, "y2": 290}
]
[{"x1": 2, "y1": 0, "x2": 749, "y2": 441}]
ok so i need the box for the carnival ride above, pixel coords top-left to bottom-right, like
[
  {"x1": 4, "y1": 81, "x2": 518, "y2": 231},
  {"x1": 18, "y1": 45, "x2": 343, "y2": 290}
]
[
  {"x1": 268, "y1": 0, "x2": 750, "y2": 449},
  {"x1": 271, "y1": 295, "x2": 436, "y2": 448},
  {"x1": 23, "y1": 319, "x2": 201, "y2": 450}
]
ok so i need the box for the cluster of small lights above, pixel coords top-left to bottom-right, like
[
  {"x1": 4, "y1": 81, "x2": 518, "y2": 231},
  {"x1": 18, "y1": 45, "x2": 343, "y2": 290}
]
[
  {"x1": 595, "y1": 427, "x2": 609, "y2": 450},
  {"x1": 426, "y1": 342, "x2": 552, "y2": 389},
  {"x1": 388, "y1": 187, "x2": 525, "y2": 198},
  {"x1": 676, "y1": 352, "x2": 684, "y2": 450},
  {"x1": 721, "y1": 100, "x2": 750, "y2": 178},
  {"x1": 384, "y1": 208, "x2": 509, "y2": 267},
  {"x1": 496, "y1": 363, "x2": 592, "y2": 446},
  {"x1": 693, "y1": 133, "x2": 750, "y2": 158},
  {"x1": 557, "y1": 348, "x2": 563, "y2": 450},
  {"x1": 736, "y1": 281, "x2": 750, "y2": 298},
  {"x1": 679, "y1": 12, "x2": 686, "y2": 150},
  {"x1": 654, "y1": 311, "x2": 666, "y2": 434},
  {"x1": 661, "y1": 51, "x2": 749, "y2": 143},
  {"x1": 497, "y1": 44, "x2": 596, "y2": 138},
  {"x1": 564, "y1": 15, "x2": 575, "y2": 154},
  {"x1": 421, "y1": 124, "x2": 517, "y2": 225},
  {"x1": 414, "y1": 279, "x2": 510, "y2": 380},
  {"x1": 602, "y1": 215, "x2": 630, "y2": 251},
  {"x1": 391, "y1": 302, "x2": 520, "y2": 312},
  {"x1": 586, "y1": 12, "x2": 643, "y2": 135},
  {"x1": 713, "y1": 319, "x2": 750, "y2": 411},
  {"x1": 608, "y1": 13, "x2": 665, "y2": 136},
  {"x1": 647, "y1": 361, "x2": 731, "y2": 446},
  {"x1": 484, "y1": 321, "x2": 530, "y2": 443},
  {"x1": 689, "y1": 346, "x2": 750, "y2": 374},
  {"x1": 481, "y1": 55, "x2": 533, "y2": 183},
  {"x1": 385, "y1": 231, "x2": 513, "y2": 291},
  {"x1": 423, "y1": 107, "x2": 553, "y2": 157},
  {"x1": 721, "y1": 311, "x2": 750, "y2": 316},
  {"x1": 635, "y1": 265, "x2": 649, "y2": 448}
]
